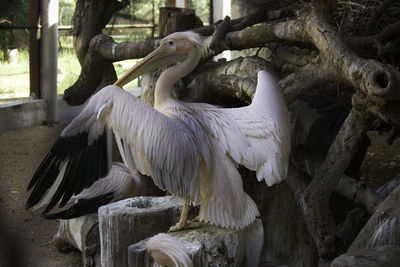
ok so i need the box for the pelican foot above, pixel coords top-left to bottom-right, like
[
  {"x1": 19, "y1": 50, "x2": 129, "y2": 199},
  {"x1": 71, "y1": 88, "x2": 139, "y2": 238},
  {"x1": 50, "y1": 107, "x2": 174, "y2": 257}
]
[{"x1": 168, "y1": 220, "x2": 202, "y2": 232}]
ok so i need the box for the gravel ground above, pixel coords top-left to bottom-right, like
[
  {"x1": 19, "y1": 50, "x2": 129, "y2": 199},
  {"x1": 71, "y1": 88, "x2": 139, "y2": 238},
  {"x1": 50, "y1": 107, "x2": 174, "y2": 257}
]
[{"x1": 0, "y1": 124, "x2": 81, "y2": 267}]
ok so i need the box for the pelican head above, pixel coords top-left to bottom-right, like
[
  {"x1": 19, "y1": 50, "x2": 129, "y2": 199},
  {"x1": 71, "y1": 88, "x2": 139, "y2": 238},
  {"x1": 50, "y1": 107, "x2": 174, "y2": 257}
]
[{"x1": 115, "y1": 31, "x2": 204, "y2": 87}]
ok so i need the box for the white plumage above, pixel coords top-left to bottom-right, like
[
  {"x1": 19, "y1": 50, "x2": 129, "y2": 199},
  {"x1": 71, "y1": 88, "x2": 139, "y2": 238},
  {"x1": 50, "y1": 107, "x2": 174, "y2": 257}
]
[
  {"x1": 26, "y1": 31, "x2": 291, "y2": 231},
  {"x1": 71, "y1": 162, "x2": 142, "y2": 202},
  {"x1": 33, "y1": 162, "x2": 146, "y2": 219},
  {"x1": 147, "y1": 233, "x2": 193, "y2": 267}
]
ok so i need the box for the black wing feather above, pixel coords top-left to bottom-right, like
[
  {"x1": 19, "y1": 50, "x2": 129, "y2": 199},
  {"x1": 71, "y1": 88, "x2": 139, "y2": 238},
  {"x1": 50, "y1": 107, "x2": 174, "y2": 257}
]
[
  {"x1": 42, "y1": 192, "x2": 114, "y2": 220},
  {"x1": 56, "y1": 155, "x2": 80, "y2": 209},
  {"x1": 26, "y1": 129, "x2": 110, "y2": 213},
  {"x1": 42, "y1": 159, "x2": 75, "y2": 214},
  {"x1": 26, "y1": 157, "x2": 61, "y2": 209}
]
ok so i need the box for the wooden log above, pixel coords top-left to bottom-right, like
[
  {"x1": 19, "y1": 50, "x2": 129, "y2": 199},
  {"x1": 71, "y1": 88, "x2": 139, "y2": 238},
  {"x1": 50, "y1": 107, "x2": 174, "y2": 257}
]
[
  {"x1": 331, "y1": 245, "x2": 400, "y2": 267},
  {"x1": 242, "y1": 169, "x2": 320, "y2": 267},
  {"x1": 98, "y1": 196, "x2": 195, "y2": 267},
  {"x1": 158, "y1": 7, "x2": 203, "y2": 36},
  {"x1": 128, "y1": 220, "x2": 264, "y2": 267},
  {"x1": 51, "y1": 163, "x2": 164, "y2": 267},
  {"x1": 53, "y1": 214, "x2": 100, "y2": 267},
  {"x1": 348, "y1": 184, "x2": 400, "y2": 252},
  {"x1": 290, "y1": 100, "x2": 382, "y2": 214}
]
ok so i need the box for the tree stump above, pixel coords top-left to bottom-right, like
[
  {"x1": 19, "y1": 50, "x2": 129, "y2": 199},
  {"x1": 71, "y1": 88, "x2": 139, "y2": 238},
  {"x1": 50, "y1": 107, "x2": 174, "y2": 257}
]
[
  {"x1": 52, "y1": 214, "x2": 100, "y2": 267},
  {"x1": 348, "y1": 183, "x2": 400, "y2": 252},
  {"x1": 128, "y1": 220, "x2": 264, "y2": 267},
  {"x1": 98, "y1": 196, "x2": 189, "y2": 267},
  {"x1": 331, "y1": 245, "x2": 400, "y2": 267},
  {"x1": 158, "y1": 7, "x2": 203, "y2": 36}
]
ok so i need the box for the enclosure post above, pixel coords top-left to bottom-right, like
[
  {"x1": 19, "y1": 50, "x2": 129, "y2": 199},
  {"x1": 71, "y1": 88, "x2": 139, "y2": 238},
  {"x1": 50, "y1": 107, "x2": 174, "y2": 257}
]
[
  {"x1": 29, "y1": 0, "x2": 40, "y2": 99},
  {"x1": 40, "y1": 0, "x2": 58, "y2": 123},
  {"x1": 212, "y1": 0, "x2": 231, "y2": 61}
]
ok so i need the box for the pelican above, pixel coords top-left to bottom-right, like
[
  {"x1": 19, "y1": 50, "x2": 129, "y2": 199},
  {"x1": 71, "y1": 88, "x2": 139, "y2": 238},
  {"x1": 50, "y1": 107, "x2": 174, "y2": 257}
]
[
  {"x1": 41, "y1": 162, "x2": 149, "y2": 219},
  {"x1": 26, "y1": 31, "x2": 291, "y2": 231}
]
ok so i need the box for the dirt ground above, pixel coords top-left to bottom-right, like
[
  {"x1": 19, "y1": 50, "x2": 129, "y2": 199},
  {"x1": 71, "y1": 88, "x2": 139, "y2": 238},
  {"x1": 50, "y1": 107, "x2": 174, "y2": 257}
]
[
  {"x1": 361, "y1": 131, "x2": 400, "y2": 189},
  {"x1": 0, "y1": 124, "x2": 399, "y2": 267},
  {"x1": 0, "y1": 124, "x2": 81, "y2": 267}
]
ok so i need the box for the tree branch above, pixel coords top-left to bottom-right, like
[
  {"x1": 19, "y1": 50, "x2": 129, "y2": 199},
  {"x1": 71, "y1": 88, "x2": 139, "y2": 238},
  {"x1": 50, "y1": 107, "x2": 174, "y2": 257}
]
[
  {"x1": 65, "y1": 2, "x2": 400, "y2": 109},
  {"x1": 64, "y1": 35, "x2": 117, "y2": 105},
  {"x1": 286, "y1": 164, "x2": 382, "y2": 216},
  {"x1": 207, "y1": 5, "x2": 400, "y2": 104},
  {"x1": 63, "y1": 35, "x2": 162, "y2": 105},
  {"x1": 297, "y1": 107, "x2": 374, "y2": 258},
  {"x1": 365, "y1": 0, "x2": 398, "y2": 34},
  {"x1": 280, "y1": 61, "x2": 329, "y2": 104},
  {"x1": 335, "y1": 174, "x2": 382, "y2": 214}
]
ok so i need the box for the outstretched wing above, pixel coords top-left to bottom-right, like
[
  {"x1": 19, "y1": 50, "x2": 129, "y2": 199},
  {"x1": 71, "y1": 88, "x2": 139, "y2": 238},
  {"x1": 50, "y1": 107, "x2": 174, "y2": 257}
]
[
  {"x1": 26, "y1": 96, "x2": 113, "y2": 213},
  {"x1": 188, "y1": 71, "x2": 291, "y2": 187},
  {"x1": 187, "y1": 103, "x2": 252, "y2": 166},
  {"x1": 108, "y1": 88, "x2": 202, "y2": 202},
  {"x1": 224, "y1": 71, "x2": 291, "y2": 186},
  {"x1": 43, "y1": 162, "x2": 140, "y2": 219},
  {"x1": 26, "y1": 85, "x2": 202, "y2": 215}
]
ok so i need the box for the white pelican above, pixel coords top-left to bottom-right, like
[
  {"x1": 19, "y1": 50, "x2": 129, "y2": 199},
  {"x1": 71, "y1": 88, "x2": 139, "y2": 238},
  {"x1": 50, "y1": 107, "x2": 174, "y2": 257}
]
[
  {"x1": 26, "y1": 31, "x2": 291, "y2": 231},
  {"x1": 41, "y1": 162, "x2": 146, "y2": 219}
]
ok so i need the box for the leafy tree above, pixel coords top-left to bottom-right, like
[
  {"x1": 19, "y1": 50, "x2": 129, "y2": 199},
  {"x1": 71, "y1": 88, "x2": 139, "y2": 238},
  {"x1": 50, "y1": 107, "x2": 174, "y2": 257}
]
[{"x1": 0, "y1": 0, "x2": 29, "y2": 60}]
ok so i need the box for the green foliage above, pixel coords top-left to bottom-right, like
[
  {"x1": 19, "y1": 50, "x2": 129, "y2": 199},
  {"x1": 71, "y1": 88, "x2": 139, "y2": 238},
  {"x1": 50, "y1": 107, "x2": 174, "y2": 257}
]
[
  {"x1": 58, "y1": 48, "x2": 81, "y2": 94},
  {"x1": 0, "y1": 46, "x2": 140, "y2": 99},
  {"x1": 0, "y1": 0, "x2": 29, "y2": 50},
  {"x1": 0, "y1": 49, "x2": 30, "y2": 98},
  {"x1": 188, "y1": 0, "x2": 210, "y2": 24},
  {"x1": 0, "y1": 0, "x2": 29, "y2": 26},
  {"x1": 59, "y1": 0, "x2": 75, "y2": 26},
  {"x1": 0, "y1": 0, "x2": 210, "y2": 99},
  {"x1": 0, "y1": 31, "x2": 11, "y2": 55}
]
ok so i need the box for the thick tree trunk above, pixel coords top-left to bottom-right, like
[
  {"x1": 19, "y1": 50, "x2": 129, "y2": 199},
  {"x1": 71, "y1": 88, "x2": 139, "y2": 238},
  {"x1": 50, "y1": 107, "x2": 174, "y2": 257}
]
[
  {"x1": 71, "y1": 0, "x2": 129, "y2": 64},
  {"x1": 158, "y1": 7, "x2": 203, "y2": 36},
  {"x1": 58, "y1": 1, "x2": 400, "y2": 266},
  {"x1": 348, "y1": 183, "x2": 400, "y2": 252},
  {"x1": 64, "y1": 0, "x2": 129, "y2": 105}
]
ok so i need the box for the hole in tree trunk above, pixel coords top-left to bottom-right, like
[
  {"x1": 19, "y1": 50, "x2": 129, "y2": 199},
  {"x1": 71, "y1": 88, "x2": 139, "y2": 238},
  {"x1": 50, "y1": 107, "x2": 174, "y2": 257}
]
[{"x1": 375, "y1": 72, "x2": 389, "y2": 89}]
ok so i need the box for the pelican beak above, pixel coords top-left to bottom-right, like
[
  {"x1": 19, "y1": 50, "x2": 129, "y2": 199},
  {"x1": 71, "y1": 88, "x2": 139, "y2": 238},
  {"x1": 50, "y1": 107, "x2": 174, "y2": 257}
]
[{"x1": 114, "y1": 45, "x2": 187, "y2": 88}]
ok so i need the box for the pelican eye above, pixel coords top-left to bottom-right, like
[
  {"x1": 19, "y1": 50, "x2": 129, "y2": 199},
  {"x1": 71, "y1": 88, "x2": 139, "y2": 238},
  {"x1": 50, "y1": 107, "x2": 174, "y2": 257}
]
[{"x1": 168, "y1": 40, "x2": 174, "y2": 46}]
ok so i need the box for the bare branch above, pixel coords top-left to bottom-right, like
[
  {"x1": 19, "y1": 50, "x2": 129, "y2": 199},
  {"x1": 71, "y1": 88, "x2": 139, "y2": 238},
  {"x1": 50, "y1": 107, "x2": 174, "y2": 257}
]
[
  {"x1": 65, "y1": 1, "x2": 400, "y2": 108},
  {"x1": 297, "y1": 107, "x2": 374, "y2": 258},
  {"x1": 352, "y1": 91, "x2": 400, "y2": 126},
  {"x1": 365, "y1": 0, "x2": 398, "y2": 33},
  {"x1": 280, "y1": 61, "x2": 329, "y2": 104},
  {"x1": 184, "y1": 56, "x2": 273, "y2": 105},
  {"x1": 205, "y1": 5, "x2": 400, "y2": 104},
  {"x1": 348, "y1": 21, "x2": 400, "y2": 49},
  {"x1": 287, "y1": 164, "x2": 382, "y2": 215},
  {"x1": 204, "y1": 5, "x2": 296, "y2": 49},
  {"x1": 335, "y1": 175, "x2": 382, "y2": 214},
  {"x1": 63, "y1": 35, "x2": 161, "y2": 106}
]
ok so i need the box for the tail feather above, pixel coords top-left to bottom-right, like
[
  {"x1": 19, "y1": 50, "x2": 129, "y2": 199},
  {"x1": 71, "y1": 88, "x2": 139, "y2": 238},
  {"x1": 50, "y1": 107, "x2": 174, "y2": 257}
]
[
  {"x1": 199, "y1": 193, "x2": 259, "y2": 230},
  {"x1": 43, "y1": 192, "x2": 114, "y2": 220},
  {"x1": 198, "y1": 146, "x2": 259, "y2": 230}
]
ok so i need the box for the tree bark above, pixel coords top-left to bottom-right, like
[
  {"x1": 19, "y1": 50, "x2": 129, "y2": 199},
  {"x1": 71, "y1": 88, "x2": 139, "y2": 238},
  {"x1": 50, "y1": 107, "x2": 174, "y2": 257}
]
[
  {"x1": 158, "y1": 7, "x2": 203, "y2": 37},
  {"x1": 348, "y1": 184, "x2": 400, "y2": 252},
  {"x1": 296, "y1": 107, "x2": 374, "y2": 258},
  {"x1": 64, "y1": 0, "x2": 129, "y2": 105},
  {"x1": 59, "y1": 2, "x2": 400, "y2": 264}
]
